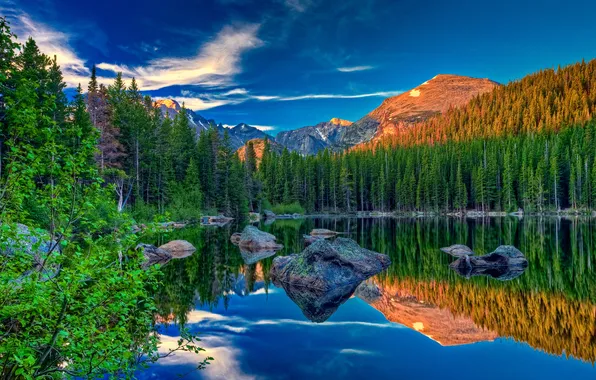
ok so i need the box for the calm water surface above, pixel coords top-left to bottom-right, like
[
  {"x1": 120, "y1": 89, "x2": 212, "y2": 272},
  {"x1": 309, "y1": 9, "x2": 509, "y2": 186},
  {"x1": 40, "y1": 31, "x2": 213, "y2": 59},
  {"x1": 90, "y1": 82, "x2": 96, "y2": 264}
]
[{"x1": 139, "y1": 217, "x2": 596, "y2": 379}]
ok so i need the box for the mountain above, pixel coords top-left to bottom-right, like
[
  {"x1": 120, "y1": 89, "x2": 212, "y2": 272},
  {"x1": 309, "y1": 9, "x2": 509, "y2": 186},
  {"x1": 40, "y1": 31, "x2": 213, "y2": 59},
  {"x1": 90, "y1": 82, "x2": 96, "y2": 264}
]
[
  {"x1": 154, "y1": 99, "x2": 272, "y2": 150},
  {"x1": 365, "y1": 281, "x2": 498, "y2": 346},
  {"x1": 275, "y1": 118, "x2": 353, "y2": 155},
  {"x1": 226, "y1": 123, "x2": 273, "y2": 151},
  {"x1": 154, "y1": 99, "x2": 215, "y2": 134},
  {"x1": 237, "y1": 138, "x2": 283, "y2": 166},
  {"x1": 333, "y1": 74, "x2": 500, "y2": 150}
]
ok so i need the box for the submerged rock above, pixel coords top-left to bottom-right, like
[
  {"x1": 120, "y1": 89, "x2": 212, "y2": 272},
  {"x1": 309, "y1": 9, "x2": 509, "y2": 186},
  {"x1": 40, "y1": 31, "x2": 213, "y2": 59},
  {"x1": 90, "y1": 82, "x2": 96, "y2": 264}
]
[
  {"x1": 234, "y1": 226, "x2": 283, "y2": 251},
  {"x1": 201, "y1": 215, "x2": 233, "y2": 227},
  {"x1": 354, "y1": 281, "x2": 382, "y2": 304},
  {"x1": 271, "y1": 238, "x2": 391, "y2": 291},
  {"x1": 310, "y1": 228, "x2": 340, "y2": 237},
  {"x1": 442, "y1": 244, "x2": 528, "y2": 281}
]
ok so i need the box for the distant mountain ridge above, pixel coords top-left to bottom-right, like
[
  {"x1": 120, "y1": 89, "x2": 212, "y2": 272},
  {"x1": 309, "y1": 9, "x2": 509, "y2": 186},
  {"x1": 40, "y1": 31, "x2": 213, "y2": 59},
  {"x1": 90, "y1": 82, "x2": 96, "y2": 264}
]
[
  {"x1": 275, "y1": 118, "x2": 353, "y2": 155},
  {"x1": 154, "y1": 99, "x2": 272, "y2": 150},
  {"x1": 158, "y1": 74, "x2": 499, "y2": 155},
  {"x1": 337, "y1": 74, "x2": 500, "y2": 150}
]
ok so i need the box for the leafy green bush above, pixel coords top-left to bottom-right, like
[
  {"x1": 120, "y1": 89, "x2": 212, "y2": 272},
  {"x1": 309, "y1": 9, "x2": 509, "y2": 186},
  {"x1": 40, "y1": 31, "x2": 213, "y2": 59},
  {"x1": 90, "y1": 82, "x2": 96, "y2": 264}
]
[{"x1": 271, "y1": 202, "x2": 306, "y2": 215}]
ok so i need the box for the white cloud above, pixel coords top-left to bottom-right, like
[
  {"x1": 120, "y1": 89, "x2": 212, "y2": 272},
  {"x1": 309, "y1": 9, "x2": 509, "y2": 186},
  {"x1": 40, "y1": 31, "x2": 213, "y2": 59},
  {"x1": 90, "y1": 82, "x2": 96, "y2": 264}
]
[
  {"x1": 275, "y1": 91, "x2": 402, "y2": 101},
  {"x1": 337, "y1": 65, "x2": 375, "y2": 72},
  {"x1": 5, "y1": 11, "x2": 100, "y2": 88},
  {"x1": 170, "y1": 90, "x2": 403, "y2": 111},
  {"x1": 5, "y1": 9, "x2": 261, "y2": 91},
  {"x1": 97, "y1": 24, "x2": 263, "y2": 90},
  {"x1": 284, "y1": 0, "x2": 313, "y2": 12},
  {"x1": 339, "y1": 349, "x2": 376, "y2": 355},
  {"x1": 157, "y1": 335, "x2": 255, "y2": 379}
]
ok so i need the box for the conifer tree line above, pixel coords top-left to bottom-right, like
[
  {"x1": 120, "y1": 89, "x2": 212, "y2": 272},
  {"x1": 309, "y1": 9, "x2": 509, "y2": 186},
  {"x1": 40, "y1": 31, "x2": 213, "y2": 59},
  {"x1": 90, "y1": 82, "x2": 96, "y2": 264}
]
[{"x1": 85, "y1": 69, "x2": 250, "y2": 220}]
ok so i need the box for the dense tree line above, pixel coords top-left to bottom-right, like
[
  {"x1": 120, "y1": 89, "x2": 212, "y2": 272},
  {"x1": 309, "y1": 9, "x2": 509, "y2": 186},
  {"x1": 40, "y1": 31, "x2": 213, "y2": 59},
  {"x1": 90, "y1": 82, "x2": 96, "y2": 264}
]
[
  {"x1": 256, "y1": 58, "x2": 596, "y2": 214},
  {"x1": 83, "y1": 69, "x2": 249, "y2": 220},
  {"x1": 259, "y1": 119, "x2": 596, "y2": 214}
]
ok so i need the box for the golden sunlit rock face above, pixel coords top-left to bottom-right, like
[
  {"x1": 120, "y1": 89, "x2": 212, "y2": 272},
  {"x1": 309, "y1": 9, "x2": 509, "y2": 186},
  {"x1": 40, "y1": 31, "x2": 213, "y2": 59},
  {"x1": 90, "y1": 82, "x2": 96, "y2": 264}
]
[
  {"x1": 356, "y1": 74, "x2": 499, "y2": 148},
  {"x1": 154, "y1": 98, "x2": 180, "y2": 110},
  {"x1": 329, "y1": 117, "x2": 352, "y2": 127},
  {"x1": 237, "y1": 138, "x2": 282, "y2": 167},
  {"x1": 369, "y1": 281, "x2": 498, "y2": 346}
]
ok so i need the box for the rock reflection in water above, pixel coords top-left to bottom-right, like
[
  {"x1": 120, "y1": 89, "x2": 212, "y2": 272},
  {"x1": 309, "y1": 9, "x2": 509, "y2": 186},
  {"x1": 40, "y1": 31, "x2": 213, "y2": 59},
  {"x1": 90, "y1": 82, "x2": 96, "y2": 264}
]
[
  {"x1": 273, "y1": 281, "x2": 361, "y2": 322},
  {"x1": 450, "y1": 259, "x2": 527, "y2": 280}
]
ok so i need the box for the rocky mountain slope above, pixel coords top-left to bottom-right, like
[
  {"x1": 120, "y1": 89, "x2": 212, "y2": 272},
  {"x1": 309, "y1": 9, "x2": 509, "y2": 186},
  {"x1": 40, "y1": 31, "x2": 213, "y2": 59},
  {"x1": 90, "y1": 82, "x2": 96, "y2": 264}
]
[
  {"x1": 237, "y1": 138, "x2": 283, "y2": 166},
  {"x1": 333, "y1": 74, "x2": 500, "y2": 150},
  {"x1": 154, "y1": 99, "x2": 272, "y2": 150},
  {"x1": 275, "y1": 118, "x2": 353, "y2": 155}
]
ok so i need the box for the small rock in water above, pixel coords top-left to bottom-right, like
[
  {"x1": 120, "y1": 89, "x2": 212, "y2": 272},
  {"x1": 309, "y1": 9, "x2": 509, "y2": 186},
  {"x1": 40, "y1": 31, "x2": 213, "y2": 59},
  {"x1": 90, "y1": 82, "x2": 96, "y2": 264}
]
[
  {"x1": 310, "y1": 228, "x2": 340, "y2": 237},
  {"x1": 443, "y1": 244, "x2": 528, "y2": 281},
  {"x1": 234, "y1": 226, "x2": 283, "y2": 250},
  {"x1": 440, "y1": 244, "x2": 475, "y2": 257},
  {"x1": 136, "y1": 243, "x2": 172, "y2": 268},
  {"x1": 159, "y1": 240, "x2": 196, "y2": 258}
]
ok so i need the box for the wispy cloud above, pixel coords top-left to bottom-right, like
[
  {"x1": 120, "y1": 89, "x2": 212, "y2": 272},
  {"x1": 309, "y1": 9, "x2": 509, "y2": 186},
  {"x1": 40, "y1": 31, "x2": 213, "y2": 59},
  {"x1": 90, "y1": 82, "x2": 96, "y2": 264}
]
[
  {"x1": 4, "y1": 8, "x2": 262, "y2": 91},
  {"x1": 337, "y1": 65, "x2": 375, "y2": 72},
  {"x1": 4, "y1": 10, "x2": 96, "y2": 87},
  {"x1": 170, "y1": 90, "x2": 402, "y2": 111},
  {"x1": 98, "y1": 24, "x2": 263, "y2": 90},
  {"x1": 284, "y1": 0, "x2": 314, "y2": 12},
  {"x1": 275, "y1": 91, "x2": 401, "y2": 101}
]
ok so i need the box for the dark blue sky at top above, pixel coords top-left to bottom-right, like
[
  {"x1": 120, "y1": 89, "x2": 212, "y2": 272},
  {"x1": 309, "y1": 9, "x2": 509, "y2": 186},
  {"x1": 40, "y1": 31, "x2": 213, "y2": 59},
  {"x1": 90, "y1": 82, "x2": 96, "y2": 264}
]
[{"x1": 5, "y1": 0, "x2": 596, "y2": 133}]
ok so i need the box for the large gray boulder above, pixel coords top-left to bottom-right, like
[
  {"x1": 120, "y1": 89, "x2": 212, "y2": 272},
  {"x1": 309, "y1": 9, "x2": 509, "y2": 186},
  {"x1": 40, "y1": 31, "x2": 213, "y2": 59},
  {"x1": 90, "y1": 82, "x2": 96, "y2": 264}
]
[{"x1": 271, "y1": 238, "x2": 391, "y2": 292}]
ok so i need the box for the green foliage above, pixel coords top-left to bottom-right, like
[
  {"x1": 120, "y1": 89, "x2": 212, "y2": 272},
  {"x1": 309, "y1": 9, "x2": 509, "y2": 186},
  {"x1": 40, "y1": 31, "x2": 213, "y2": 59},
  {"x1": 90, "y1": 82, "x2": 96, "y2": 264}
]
[
  {"x1": 271, "y1": 202, "x2": 306, "y2": 215},
  {"x1": 258, "y1": 122, "x2": 596, "y2": 213},
  {"x1": 0, "y1": 20, "x2": 208, "y2": 378}
]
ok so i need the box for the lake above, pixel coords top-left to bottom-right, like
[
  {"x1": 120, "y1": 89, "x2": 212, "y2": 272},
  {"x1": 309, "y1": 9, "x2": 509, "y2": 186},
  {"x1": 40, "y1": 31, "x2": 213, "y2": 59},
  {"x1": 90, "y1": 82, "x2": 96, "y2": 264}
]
[{"x1": 139, "y1": 217, "x2": 596, "y2": 379}]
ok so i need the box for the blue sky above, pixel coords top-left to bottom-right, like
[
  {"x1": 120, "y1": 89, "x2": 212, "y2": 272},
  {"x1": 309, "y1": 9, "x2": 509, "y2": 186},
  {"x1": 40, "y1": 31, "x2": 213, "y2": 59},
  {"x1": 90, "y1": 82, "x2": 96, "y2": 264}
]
[{"x1": 4, "y1": 0, "x2": 596, "y2": 134}]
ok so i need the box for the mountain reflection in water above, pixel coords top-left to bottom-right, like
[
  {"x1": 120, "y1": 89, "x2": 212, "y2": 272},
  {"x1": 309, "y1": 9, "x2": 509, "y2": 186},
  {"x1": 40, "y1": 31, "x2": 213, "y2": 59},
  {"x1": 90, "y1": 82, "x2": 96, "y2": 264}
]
[{"x1": 142, "y1": 217, "x2": 596, "y2": 379}]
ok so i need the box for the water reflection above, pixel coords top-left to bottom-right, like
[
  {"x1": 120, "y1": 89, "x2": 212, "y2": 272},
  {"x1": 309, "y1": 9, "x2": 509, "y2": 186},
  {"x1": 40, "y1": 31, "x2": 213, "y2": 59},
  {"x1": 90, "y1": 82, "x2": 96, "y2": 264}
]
[{"x1": 150, "y1": 216, "x2": 596, "y2": 370}]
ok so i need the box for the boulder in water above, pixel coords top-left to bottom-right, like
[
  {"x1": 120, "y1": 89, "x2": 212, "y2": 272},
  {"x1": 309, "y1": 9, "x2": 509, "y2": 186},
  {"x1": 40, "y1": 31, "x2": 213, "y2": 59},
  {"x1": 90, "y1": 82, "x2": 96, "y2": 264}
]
[
  {"x1": 234, "y1": 226, "x2": 283, "y2": 251},
  {"x1": 263, "y1": 210, "x2": 276, "y2": 219},
  {"x1": 443, "y1": 244, "x2": 528, "y2": 281},
  {"x1": 271, "y1": 238, "x2": 390, "y2": 291},
  {"x1": 136, "y1": 243, "x2": 172, "y2": 268},
  {"x1": 158, "y1": 240, "x2": 196, "y2": 258},
  {"x1": 310, "y1": 228, "x2": 340, "y2": 237}
]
